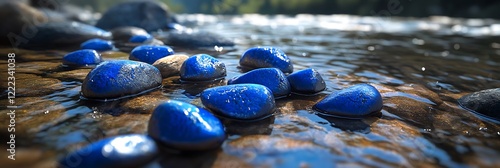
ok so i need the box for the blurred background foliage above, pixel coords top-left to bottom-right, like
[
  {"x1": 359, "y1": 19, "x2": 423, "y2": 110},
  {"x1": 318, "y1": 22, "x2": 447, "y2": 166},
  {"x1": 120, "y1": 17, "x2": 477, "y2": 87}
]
[{"x1": 69, "y1": 0, "x2": 500, "y2": 19}]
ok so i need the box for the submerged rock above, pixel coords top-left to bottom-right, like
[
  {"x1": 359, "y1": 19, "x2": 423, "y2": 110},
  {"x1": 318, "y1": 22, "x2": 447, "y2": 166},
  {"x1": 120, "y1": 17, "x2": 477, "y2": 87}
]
[
  {"x1": 80, "y1": 38, "x2": 114, "y2": 51},
  {"x1": 201, "y1": 84, "x2": 276, "y2": 120},
  {"x1": 240, "y1": 47, "x2": 293, "y2": 73},
  {"x1": 58, "y1": 134, "x2": 158, "y2": 168},
  {"x1": 156, "y1": 31, "x2": 234, "y2": 48},
  {"x1": 152, "y1": 54, "x2": 189, "y2": 78},
  {"x1": 111, "y1": 26, "x2": 149, "y2": 42},
  {"x1": 18, "y1": 21, "x2": 112, "y2": 49},
  {"x1": 180, "y1": 54, "x2": 226, "y2": 82},
  {"x1": 129, "y1": 45, "x2": 175, "y2": 64},
  {"x1": 62, "y1": 49, "x2": 102, "y2": 67},
  {"x1": 81, "y1": 60, "x2": 162, "y2": 100},
  {"x1": 287, "y1": 68, "x2": 326, "y2": 94},
  {"x1": 148, "y1": 100, "x2": 226, "y2": 151},
  {"x1": 95, "y1": 1, "x2": 176, "y2": 32},
  {"x1": 458, "y1": 88, "x2": 500, "y2": 120},
  {"x1": 314, "y1": 83, "x2": 383, "y2": 118},
  {"x1": 228, "y1": 68, "x2": 291, "y2": 98}
]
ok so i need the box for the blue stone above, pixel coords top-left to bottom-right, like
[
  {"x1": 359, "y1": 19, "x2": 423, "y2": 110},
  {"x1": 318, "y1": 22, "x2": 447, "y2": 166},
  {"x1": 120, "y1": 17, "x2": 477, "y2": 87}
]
[
  {"x1": 180, "y1": 54, "x2": 226, "y2": 82},
  {"x1": 148, "y1": 100, "x2": 226, "y2": 151},
  {"x1": 62, "y1": 49, "x2": 102, "y2": 67},
  {"x1": 81, "y1": 38, "x2": 114, "y2": 51},
  {"x1": 228, "y1": 68, "x2": 291, "y2": 98},
  {"x1": 129, "y1": 34, "x2": 152, "y2": 43},
  {"x1": 130, "y1": 45, "x2": 175, "y2": 64},
  {"x1": 201, "y1": 84, "x2": 275, "y2": 120},
  {"x1": 81, "y1": 60, "x2": 162, "y2": 100},
  {"x1": 240, "y1": 47, "x2": 293, "y2": 73},
  {"x1": 287, "y1": 68, "x2": 326, "y2": 94},
  {"x1": 313, "y1": 83, "x2": 383, "y2": 118},
  {"x1": 58, "y1": 134, "x2": 158, "y2": 168}
]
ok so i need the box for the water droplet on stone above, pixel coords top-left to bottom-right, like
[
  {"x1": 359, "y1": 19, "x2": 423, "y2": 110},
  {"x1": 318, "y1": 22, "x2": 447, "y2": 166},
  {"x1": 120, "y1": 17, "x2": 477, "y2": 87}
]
[
  {"x1": 479, "y1": 127, "x2": 488, "y2": 131},
  {"x1": 421, "y1": 67, "x2": 426, "y2": 71}
]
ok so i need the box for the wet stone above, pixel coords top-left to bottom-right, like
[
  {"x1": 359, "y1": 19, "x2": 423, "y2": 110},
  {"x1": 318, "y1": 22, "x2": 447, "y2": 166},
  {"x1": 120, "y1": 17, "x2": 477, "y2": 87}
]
[
  {"x1": 228, "y1": 68, "x2": 291, "y2": 98},
  {"x1": 458, "y1": 88, "x2": 500, "y2": 120},
  {"x1": 62, "y1": 49, "x2": 102, "y2": 67},
  {"x1": 81, "y1": 60, "x2": 162, "y2": 100},
  {"x1": 180, "y1": 54, "x2": 227, "y2": 82},
  {"x1": 152, "y1": 54, "x2": 189, "y2": 78},
  {"x1": 47, "y1": 69, "x2": 91, "y2": 81},
  {"x1": 129, "y1": 34, "x2": 152, "y2": 43},
  {"x1": 239, "y1": 46, "x2": 294, "y2": 73},
  {"x1": 147, "y1": 100, "x2": 226, "y2": 151},
  {"x1": 129, "y1": 45, "x2": 175, "y2": 64},
  {"x1": 201, "y1": 84, "x2": 276, "y2": 120},
  {"x1": 314, "y1": 83, "x2": 383, "y2": 118},
  {"x1": 156, "y1": 30, "x2": 235, "y2": 48},
  {"x1": 111, "y1": 26, "x2": 149, "y2": 42},
  {"x1": 58, "y1": 134, "x2": 158, "y2": 168},
  {"x1": 287, "y1": 68, "x2": 326, "y2": 94},
  {"x1": 80, "y1": 38, "x2": 114, "y2": 51},
  {"x1": 0, "y1": 2, "x2": 48, "y2": 45},
  {"x1": 7, "y1": 74, "x2": 63, "y2": 97}
]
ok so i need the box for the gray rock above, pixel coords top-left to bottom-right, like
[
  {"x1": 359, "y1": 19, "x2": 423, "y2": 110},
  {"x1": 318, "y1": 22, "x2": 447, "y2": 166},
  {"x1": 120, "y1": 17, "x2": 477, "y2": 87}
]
[
  {"x1": 458, "y1": 88, "x2": 500, "y2": 120},
  {"x1": 111, "y1": 26, "x2": 149, "y2": 42},
  {"x1": 156, "y1": 30, "x2": 234, "y2": 48},
  {"x1": 152, "y1": 54, "x2": 189, "y2": 78}
]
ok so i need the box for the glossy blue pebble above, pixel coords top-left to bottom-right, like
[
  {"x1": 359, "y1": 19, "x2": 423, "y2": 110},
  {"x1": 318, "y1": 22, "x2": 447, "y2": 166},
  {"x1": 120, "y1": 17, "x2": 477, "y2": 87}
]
[
  {"x1": 148, "y1": 100, "x2": 226, "y2": 151},
  {"x1": 130, "y1": 45, "x2": 175, "y2": 64},
  {"x1": 313, "y1": 83, "x2": 383, "y2": 118},
  {"x1": 81, "y1": 38, "x2": 114, "y2": 51},
  {"x1": 287, "y1": 68, "x2": 326, "y2": 94},
  {"x1": 240, "y1": 46, "x2": 294, "y2": 73},
  {"x1": 129, "y1": 34, "x2": 152, "y2": 43},
  {"x1": 201, "y1": 84, "x2": 275, "y2": 120},
  {"x1": 81, "y1": 60, "x2": 162, "y2": 100},
  {"x1": 180, "y1": 54, "x2": 226, "y2": 82},
  {"x1": 58, "y1": 134, "x2": 158, "y2": 168},
  {"x1": 228, "y1": 68, "x2": 291, "y2": 98},
  {"x1": 62, "y1": 49, "x2": 102, "y2": 67}
]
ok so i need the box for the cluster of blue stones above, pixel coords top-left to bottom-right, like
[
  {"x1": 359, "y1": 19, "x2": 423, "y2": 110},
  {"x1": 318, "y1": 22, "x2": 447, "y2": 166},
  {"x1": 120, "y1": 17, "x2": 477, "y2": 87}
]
[{"x1": 59, "y1": 44, "x2": 384, "y2": 167}]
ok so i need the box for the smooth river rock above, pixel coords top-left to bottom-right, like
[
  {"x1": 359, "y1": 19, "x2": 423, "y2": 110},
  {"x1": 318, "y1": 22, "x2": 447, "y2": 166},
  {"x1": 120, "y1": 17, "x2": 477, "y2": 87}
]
[
  {"x1": 458, "y1": 88, "x2": 500, "y2": 120},
  {"x1": 180, "y1": 54, "x2": 226, "y2": 82},
  {"x1": 129, "y1": 45, "x2": 175, "y2": 64},
  {"x1": 201, "y1": 84, "x2": 276, "y2": 120},
  {"x1": 111, "y1": 26, "x2": 149, "y2": 42},
  {"x1": 80, "y1": 38, "x2": 114, "y2": 51},
  {"x1": 287, "y1": 68, "x2": 326, "y2": 94},
  {"x1": 58, "y1": 134, "x2": 158, "y2": 168},
  {"x1": 0, "y1": 2, "x2": 48, "y2": 46},
  {"x1": 81, "y1": 60, "x2": 162, "y2": 100},
  {"x1": 314, "y1": 83, "x2": 383, "y2": 118},
  {"x1": 152, "y1": 54, "x2": 189, "y2": 78},
  {"x1": 228, "y1": 68, "x2": 291, "y2": 98},
  {"x1": 129, "y1": 34, "x2": 153, "y2": 43},
  {"x1": 148, "y1": 100, "x2": 226, "y2": 151},
  {"x1": 62, "y1": 49, "x2": 102, "y2": 67},
  {"x1": 156, "y1": 30, "x2": 235, "y2": 48},
  {"x1": 95, "y1": 1, "x2": 176, "y2": 32},
  {"x1": 240, "y1": 47, "x2": 294, "y2": 73}
]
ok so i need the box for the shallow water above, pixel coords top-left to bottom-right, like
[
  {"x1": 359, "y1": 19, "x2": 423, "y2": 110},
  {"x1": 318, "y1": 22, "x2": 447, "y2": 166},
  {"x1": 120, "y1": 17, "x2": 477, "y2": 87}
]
[{"x1": 1, "y1": 14, "x2": 500, "y2": 167}]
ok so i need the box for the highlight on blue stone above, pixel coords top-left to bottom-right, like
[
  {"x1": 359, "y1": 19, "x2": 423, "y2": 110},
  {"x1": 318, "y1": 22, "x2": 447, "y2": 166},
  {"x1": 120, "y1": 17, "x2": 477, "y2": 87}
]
[
  {"x1": 228, "y1": 68, "x2": 291, "y2": 98},
  {"x1": 240, "y1": 46, "x2": 294, "y2": 73},
  {"x1": 129, "y1": 34, "x2": 152, "y2": 43},
  {"x1": 313, "y1": 83, "x2": 383, "y2": 118},
  {"x1": 81, "y1": 60, "x2": 162, "y2": 100},
  {"x1": 180, "y1": 54, "x2": 226, "y2": 82},
  {"x1": 287, "y1": 68, "x2": 326, "y2": 94},
  {"x1": 129, "y1": 45, "x2": 175, "y2": 64},
  {"x1": 62, "y1": 49, "x2": 102, "y2": 67},
  {"x1": 148, "y1": 100, "x2": 226, "y2": 151},
  {"x1": 201, "y1": 84, "x2": 276, "y2": 120},
  {"x1": 58, "y1": 134, "x2": 158, "y2": 168},
  {"x1": 80, "y1": 38, "x2": 114, "y2": 51}
]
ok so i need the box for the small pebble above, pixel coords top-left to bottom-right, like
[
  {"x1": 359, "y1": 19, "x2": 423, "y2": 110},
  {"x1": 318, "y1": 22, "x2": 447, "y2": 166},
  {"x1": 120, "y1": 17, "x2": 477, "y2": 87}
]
[
  {"x1": 58, "y1": 134, "x2": 158, "y2": 168},
  {"x1": 129, "y1": 34, "x2": 152, "y2": 43},
  {"x1": 148, "y1": 100, "x2": 226, "y2": 151},
  {"x1": 130, "y1": 45, "x2": 175, "y2": 64},
  {"x1": 314, "y1": 83, "x2": 383, "y2": 118},
  {"x1": 201, "y1": 84, "x2": 275, "y2": 120},
  {"x1": 81, "y1": 60, "x2": 162, "y2": 100},
  {"x1": 240, "y1": 46, "x2": 294, "y2": 73},
  {"x1": 152, "y1": 54, "x2": 189, "y2": 78},
  {"x1": 287, "y1": 68, "x2": 326, "y2": 94},
  {"x1": 62, "y1": 49, "x2": 102, "y2": 67},
  {"x1": 228, "y1": 68, "x2": 291, "y2": 98},
  {"x1": 81, "y1": 38, "x2": 114, "y2": 51},
  {"x1": 180, "y1": 54, "x2": 226, "y2": 82}
]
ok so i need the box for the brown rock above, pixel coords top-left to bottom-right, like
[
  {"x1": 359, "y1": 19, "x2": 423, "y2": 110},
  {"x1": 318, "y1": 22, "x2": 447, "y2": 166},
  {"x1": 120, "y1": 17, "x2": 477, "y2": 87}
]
[
  {"x1": 0, "y1": 2, "x2": 48, "y2": 45},
  {"x1": 153, "y1": 54, "x2": 189, "y2": 78}
]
